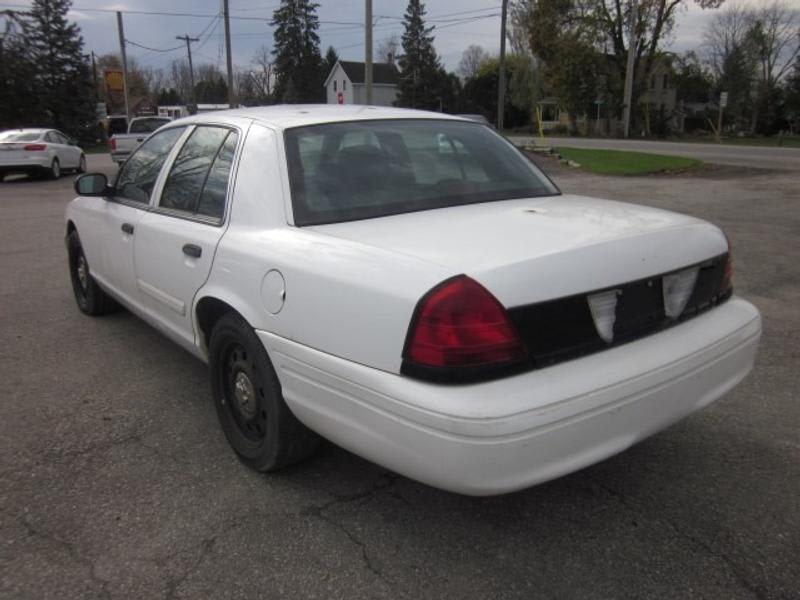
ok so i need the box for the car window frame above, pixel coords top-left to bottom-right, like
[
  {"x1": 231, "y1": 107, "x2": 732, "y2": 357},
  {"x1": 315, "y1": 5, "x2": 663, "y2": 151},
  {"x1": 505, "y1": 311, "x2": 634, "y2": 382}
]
[{"x1": 148, "y1": 122, "x2": 245, "y2": 228}]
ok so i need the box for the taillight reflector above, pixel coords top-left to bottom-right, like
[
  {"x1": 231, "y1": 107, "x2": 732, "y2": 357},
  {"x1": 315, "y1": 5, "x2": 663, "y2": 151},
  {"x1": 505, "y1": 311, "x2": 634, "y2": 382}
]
[
  {"x1": 23, "y1": 144, "x2": 47, "y2": 151},
  {"x1": 721, "y1": 236, "x2": 733, "y2": 294},
  {"x1": 404, "y1": 275, "x2": 527, "y2": 370},
  {"x1": 109, "y1": 138, "x2": 116, "y2": 151}
]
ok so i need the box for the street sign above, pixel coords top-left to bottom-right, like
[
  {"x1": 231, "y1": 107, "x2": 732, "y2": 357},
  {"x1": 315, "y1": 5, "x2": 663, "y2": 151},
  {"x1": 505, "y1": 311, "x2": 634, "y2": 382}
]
[
  {"x1": 720, "y1": 91, "x2": 728, "y2": 108},
  {"x1": 104, "y1": 69, "x2": 124, "y2": 92}
]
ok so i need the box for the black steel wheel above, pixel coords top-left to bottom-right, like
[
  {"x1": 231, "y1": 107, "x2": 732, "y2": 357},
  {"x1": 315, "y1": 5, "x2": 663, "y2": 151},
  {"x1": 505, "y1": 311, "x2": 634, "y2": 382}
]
[
  {"x1": 209, "y1": 312, "x2": 320, "y2": 471},
  {"x1": 67, "y1": 230, "x2": 118, "y2": 316}
]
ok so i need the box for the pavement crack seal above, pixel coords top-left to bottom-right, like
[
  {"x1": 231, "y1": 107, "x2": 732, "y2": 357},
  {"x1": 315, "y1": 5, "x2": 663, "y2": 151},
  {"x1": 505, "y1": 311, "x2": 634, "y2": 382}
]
[
  {"x1": 20, "y1": 516, "x2": 112, "y2": 600},
  {"x1": 587, "y1": 477, "x2": 769, "y2": 600},
  {"x1": 163, "y1": 536, "x2": 216, "y2": 600},
  {"x1": 302, "y1": 473, "x2": 401, "y2": 592}
]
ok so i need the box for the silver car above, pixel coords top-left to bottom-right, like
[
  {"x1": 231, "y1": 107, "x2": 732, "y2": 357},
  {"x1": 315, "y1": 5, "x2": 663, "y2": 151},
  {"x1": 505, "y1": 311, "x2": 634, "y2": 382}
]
[{"x1": 0, "y1": 128, "x2": 86, "y2": 181}]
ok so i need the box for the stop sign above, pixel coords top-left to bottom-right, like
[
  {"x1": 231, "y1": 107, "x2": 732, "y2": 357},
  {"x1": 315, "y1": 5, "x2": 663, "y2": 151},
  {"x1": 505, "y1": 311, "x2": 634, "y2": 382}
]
[{"x1": 337, "y1": 91, "x2": 344, "y2": 104}]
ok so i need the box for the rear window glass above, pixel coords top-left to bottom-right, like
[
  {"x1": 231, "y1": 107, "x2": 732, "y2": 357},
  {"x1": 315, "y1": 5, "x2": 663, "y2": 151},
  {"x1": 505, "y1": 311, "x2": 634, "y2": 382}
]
[
  {"x1": 129, "y1": 118, "x2": 170, "y2": 134},
  {"x1": 284, "y1": 119, "x2": 558, "y2": 226},
  {"x1": 0, "y1": 132, "x2": 41, "y2": 142}
]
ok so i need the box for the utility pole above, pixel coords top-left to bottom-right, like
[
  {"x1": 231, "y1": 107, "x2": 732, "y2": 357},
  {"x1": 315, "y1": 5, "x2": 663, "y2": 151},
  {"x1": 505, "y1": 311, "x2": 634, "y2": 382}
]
[
  {"x1": 365, "y1": 0, "x2": 373, "y2": 105},
  {"x1": 116, "y1": 11, "x2": 130, "y2": 120},
  {"x1": 222, "y1": 0, "x2": 235, "y2": 108},
  {"x1": 91, "y1": 51, "x2": 99, "y2": 101},
  {"x1": 497, "y1": 0, "x2": 509, "y2": 130},
  {"x1": 622, "y1": 0, "x2": 637, "y2": 139},
  {"x1": 176, "y1": 35, "x2": 200, "y2": 105}
]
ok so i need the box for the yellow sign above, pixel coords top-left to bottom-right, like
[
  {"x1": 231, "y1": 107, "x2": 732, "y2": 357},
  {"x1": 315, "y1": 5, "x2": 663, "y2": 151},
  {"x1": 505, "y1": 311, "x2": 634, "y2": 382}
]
[{"x1": 104, "y1": 69, "x2": 124, "y2": 92}]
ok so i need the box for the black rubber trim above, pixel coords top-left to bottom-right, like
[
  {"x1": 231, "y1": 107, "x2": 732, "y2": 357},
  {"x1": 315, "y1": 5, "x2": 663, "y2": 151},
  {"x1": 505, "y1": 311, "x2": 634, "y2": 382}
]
[{"x1": 401, "y1": 253, "x2": 732, "y2": 384}]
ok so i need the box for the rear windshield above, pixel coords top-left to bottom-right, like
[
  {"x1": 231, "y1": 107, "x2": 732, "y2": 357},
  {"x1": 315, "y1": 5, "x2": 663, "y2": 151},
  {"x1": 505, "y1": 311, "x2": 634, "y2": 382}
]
[
  {"x1": 129, "y1": 118, "x2": 170, "y2": 134},
  {"x1": 284, "y1": 119, "x2": 559, "y2": 226},
  {"x1": 0, "y1": 132, "x2": 41, "y2": 142}
]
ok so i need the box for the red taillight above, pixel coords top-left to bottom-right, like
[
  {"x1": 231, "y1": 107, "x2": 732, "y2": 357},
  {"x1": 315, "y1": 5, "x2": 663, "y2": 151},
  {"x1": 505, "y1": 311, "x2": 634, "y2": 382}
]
[
  {"x1": 722, "y1": 240, "x2": 733, "y2": 293},
  {"x1": 404, "y1": 275, "x2": 527, "y2": 370},
  {"x1": 109, "y1": 138, "x2": 116, "y2": 151},
  {"x1": 23, "y1": 144, "x2": 46, "y2": 151}
]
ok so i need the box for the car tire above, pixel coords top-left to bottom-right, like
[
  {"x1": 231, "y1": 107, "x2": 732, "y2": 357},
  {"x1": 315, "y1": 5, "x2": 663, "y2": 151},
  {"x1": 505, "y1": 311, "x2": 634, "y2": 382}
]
[
  {"x1": 209, "y1": 312, "x2": 320, "y2": 472},
  {"x1": 67, "y1": 231, "x2": 119, "y2": 316},
  {"x1": 77, "y1": 155, "x2": 87, "y2": 174},
  {"x1": 48, "y1": 158, "x2": 60, "y2": 180}
]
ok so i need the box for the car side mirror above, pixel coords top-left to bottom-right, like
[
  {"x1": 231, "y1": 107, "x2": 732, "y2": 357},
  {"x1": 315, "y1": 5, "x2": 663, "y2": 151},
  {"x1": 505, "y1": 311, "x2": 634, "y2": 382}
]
[{"x1": 74, "y1": 173, "x2": 112, "y2": 197}]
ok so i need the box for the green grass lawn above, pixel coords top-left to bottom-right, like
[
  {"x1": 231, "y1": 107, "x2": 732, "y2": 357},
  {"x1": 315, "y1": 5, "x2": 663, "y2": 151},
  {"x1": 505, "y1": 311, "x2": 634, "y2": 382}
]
[{"x1": 556, "y1": 147, "x2": 702, "y2": 175}]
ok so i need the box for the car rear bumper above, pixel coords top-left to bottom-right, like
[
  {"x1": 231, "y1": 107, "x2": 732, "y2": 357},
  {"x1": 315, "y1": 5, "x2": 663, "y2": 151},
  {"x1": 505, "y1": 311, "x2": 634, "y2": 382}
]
[
  {"x1": 0, "y1": 157, "x2": 51, "y2": 172},
  {"x1": 110, "y1": 151, "x2": 130, "y2": 164},
  {"x1": 257, "y1": 297, "x2": 761, "y2": 495}
]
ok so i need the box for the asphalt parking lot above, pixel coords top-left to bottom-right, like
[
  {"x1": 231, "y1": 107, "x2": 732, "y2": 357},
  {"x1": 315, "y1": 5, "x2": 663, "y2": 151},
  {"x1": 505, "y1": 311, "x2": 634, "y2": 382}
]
[{"x1": 1, "y1": 153, "x2": 798, "y2": 600}]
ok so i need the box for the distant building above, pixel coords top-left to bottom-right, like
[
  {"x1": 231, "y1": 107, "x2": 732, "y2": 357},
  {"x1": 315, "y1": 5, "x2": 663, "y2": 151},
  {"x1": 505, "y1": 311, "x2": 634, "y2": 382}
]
[
  {"x1": 324, "y1": 60, "x2": 399, "y2": 106},
  {"x1": 535, "y1": 54, "x2": 681, "y2": 135}
]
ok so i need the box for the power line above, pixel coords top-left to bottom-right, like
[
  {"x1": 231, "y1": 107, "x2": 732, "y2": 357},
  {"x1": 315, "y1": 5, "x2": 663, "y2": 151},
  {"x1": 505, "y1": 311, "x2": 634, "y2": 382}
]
[{"x1": 125, "y1": 39, "x2": 184, "y2": 53}]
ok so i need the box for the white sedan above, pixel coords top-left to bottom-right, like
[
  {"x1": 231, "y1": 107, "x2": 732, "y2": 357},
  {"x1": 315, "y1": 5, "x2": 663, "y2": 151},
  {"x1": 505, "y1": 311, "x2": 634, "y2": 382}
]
[
  {"x1": 65, "y1": 106, "x2": 761, "y2": 495},
  {"x1": 0, "y1": 128, "x2": 86, "y2": 180}
]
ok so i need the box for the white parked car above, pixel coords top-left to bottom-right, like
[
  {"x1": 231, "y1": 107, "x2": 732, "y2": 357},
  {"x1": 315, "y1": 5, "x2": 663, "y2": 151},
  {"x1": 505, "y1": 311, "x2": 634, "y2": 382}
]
[
  {"x1": 0, "y1": 128, "x2": 86, "y2": 181},
  {"x1": 65, "y1": 106, "x2": 761, "y2": 495}
]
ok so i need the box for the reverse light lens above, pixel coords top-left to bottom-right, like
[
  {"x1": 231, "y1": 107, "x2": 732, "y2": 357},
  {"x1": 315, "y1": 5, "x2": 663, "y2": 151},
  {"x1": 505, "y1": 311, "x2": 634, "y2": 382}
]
[
  {"x1": 23, "y1": 144, "x2": 46, "y2": 151},
  {"x1": 405, "y1": 275, "x2": 527, "y2": 369}
]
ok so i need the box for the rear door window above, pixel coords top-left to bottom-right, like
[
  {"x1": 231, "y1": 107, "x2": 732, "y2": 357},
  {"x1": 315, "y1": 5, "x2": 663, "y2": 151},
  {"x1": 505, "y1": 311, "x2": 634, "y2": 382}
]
[{"x1": 159, "y1": 126, "x2": 238, "y2": 222}]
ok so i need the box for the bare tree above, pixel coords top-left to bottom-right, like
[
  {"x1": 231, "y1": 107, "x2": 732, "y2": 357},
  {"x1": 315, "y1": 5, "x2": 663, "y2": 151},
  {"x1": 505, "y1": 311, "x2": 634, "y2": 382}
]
[
  {"x1": 704, "y1": 3, "x2": 754, "y2": 77},
  {"x1": 746, "y1": 1, "x2": 800, "y2": 86},
  {"x1": 169, "y1": 59, "x2": 193, "y2": 103},
  {"x1": 375, "y1": 33, "x2": 400, "y2": 64},
  {"x1": 458, "y1": 44, "x2": 489, "y2": 80},
  {"x1": 250, "y1": 44, "x2": 275, "y2": 100}
]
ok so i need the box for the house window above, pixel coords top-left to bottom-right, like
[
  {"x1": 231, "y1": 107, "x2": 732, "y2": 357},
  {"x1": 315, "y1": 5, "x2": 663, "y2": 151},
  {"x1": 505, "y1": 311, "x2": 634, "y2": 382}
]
[
  {"x1": 334, "y1": 80, "x2": 337, "y2": 92},
  {"x1": 343, "y1": 79, "x2": 346, "y2": 91},
  {"x1": 662, "y1": 74, "x2": 669, "y2": 89}
]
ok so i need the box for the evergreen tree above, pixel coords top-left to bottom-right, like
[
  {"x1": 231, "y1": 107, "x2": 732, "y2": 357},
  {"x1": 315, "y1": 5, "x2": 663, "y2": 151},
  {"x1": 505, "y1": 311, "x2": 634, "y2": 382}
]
[
  {"x1": 717, "y1": 43, "x2": 754, "y2": 131},
  {"x1": 0, "y1": 11, "x2": 40, "y2": 129},
  {"x1": 24, "y1": 0, "x2": 95, "y2": 138},
  {"x1": 271, "y1": 0, "x2": 324, "y2": 103},
  {"x1": 397, "y1": 0, "x2": 443, "y2": 110},
  {"x1": 323, "y1": 45, "x2": 339, "y2": 78}
]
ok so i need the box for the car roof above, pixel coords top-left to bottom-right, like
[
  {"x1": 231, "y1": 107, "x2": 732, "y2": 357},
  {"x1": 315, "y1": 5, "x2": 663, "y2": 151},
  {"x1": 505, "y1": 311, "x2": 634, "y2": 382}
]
[
  {"x1": 0, "y1": 128, "x2": 50, "y2": 134},
  {"x1": 172, "y1": 104, "x2": 466, "y2": 131}
]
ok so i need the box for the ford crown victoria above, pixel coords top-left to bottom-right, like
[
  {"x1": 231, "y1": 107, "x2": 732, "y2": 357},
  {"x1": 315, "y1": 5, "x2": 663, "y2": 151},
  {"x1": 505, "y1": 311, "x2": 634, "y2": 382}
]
[{"x1": 65, "y1": 106, "x2": 761, "y2": 495}]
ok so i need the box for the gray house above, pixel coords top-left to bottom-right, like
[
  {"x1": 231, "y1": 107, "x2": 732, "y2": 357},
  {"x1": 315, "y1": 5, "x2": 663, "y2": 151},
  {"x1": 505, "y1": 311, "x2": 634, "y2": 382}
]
[{"x1": 324, "y1": 60, "x2": 399, "y2": 106}]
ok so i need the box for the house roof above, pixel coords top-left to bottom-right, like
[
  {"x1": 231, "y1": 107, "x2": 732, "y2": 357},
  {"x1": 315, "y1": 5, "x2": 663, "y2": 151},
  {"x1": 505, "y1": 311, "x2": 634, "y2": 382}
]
[{"x1": 334, "y1": 60, "x2": 400, "y2": 85}]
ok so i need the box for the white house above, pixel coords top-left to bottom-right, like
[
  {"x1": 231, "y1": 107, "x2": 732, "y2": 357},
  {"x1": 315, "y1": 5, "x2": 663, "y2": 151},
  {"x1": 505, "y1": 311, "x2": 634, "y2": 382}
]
[{"x1": 324, "y1": 60, "x2": 399, "y2": 106}]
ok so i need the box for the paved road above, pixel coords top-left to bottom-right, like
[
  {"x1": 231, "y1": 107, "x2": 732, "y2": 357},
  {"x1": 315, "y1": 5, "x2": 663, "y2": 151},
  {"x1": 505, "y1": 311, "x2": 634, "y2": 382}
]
[
  {"x1": 510, "y1": 135, "x2": 800, "y2": 170},
  {"x1": 1, "y1": 155, "x2": 798, "y2": 599}
]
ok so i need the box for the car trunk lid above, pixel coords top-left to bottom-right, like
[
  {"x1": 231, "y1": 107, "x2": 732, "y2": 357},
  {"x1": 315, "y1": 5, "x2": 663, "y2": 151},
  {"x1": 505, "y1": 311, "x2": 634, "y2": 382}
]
[{"x1": 308, "y1": 194, "x2": 728, "y2": 308}]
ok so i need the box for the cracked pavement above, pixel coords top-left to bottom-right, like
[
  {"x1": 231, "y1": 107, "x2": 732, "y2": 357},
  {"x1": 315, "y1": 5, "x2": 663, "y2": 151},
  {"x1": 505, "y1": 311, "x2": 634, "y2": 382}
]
[{"x1": 1, "y1": 154, "x2": 798, "y2": 599}]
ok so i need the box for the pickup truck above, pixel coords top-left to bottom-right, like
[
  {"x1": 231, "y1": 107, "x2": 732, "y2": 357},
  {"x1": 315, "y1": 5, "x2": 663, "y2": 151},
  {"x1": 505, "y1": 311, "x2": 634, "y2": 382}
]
[{"x1": 108, "y1": 116, "x2": 172, "y2": 164}]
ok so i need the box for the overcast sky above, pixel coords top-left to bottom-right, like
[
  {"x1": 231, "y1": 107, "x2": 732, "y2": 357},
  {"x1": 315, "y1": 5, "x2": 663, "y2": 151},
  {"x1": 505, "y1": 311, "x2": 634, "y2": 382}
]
[{"x1": 0, "y1": 0, "x2": 774, "y2": 74}]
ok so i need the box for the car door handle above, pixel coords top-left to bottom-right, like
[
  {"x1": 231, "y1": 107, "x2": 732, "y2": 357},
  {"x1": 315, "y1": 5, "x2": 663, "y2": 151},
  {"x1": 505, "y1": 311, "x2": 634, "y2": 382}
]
[
  {"x1": 182, "y1": 243, "x2": 202, "y2": 258},
  {"x1": 121, "y1": 222, "x2": 134, "y2": 235}
]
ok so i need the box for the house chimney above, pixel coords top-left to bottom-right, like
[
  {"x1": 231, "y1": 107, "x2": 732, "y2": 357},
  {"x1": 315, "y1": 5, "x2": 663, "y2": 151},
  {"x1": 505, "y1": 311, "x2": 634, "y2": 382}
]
[{"x1": 387, "y1": 52, "x2": 394, "y2": 65}]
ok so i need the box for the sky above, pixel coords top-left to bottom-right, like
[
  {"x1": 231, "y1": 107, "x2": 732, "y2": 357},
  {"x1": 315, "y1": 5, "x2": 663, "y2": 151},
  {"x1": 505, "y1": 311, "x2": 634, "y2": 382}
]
[{"x1": 0, "y1": 0, "x2": 780, "y2": 75}]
